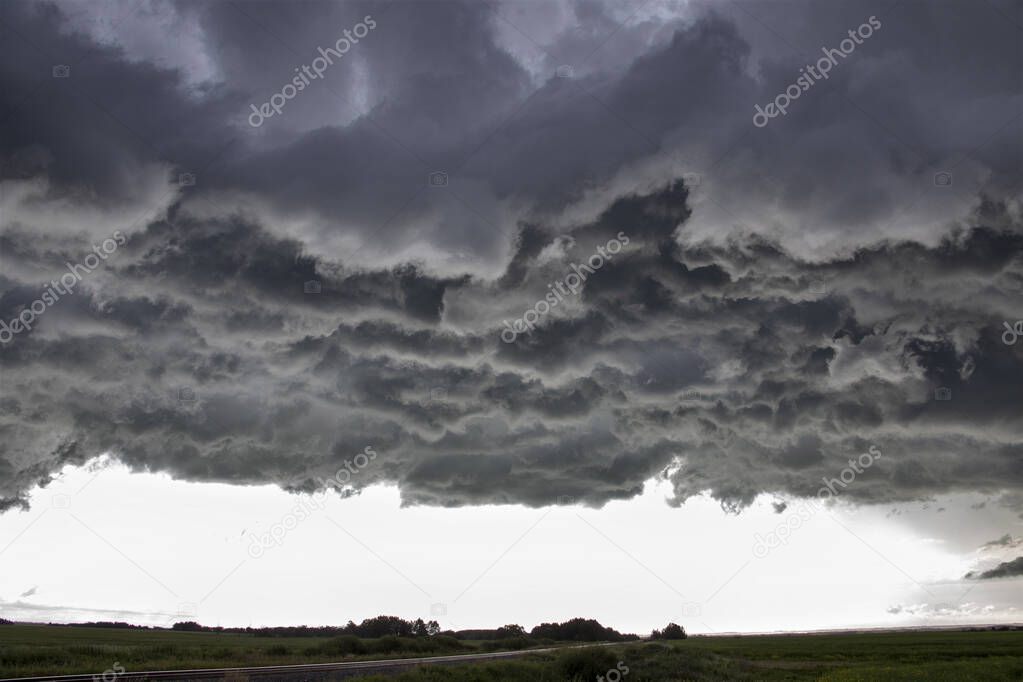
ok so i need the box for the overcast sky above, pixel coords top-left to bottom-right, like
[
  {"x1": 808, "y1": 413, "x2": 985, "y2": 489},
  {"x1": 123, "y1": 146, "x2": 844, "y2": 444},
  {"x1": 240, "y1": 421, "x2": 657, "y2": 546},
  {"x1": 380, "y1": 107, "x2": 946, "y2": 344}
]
[{"x1": 0, "y1": 0, "x2": 1021, "y2": 634}]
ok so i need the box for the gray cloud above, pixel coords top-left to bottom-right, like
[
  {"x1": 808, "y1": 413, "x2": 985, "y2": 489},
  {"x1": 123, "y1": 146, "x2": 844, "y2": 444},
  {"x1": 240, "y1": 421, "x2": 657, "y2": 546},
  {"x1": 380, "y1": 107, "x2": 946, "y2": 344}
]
[
  {"x1": 0, "y1": 0, "x2": 1021, "y2": 516},
  {"x1": 966, "y1": 556, "x2": 1023, "y2": 580},
  {"x1": 982, "y1": 534, "x2": 1022, "y2": 549}
]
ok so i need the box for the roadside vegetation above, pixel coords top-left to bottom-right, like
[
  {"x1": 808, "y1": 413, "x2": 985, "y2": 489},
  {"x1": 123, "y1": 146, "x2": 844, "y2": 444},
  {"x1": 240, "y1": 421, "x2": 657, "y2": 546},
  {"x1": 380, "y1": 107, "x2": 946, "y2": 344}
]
[
  {"x1": 363, "y1": 630, "x2": 1023, "y2": 682},
  {"x1": 0, "y1": 615, "x2": 637, "y2": 678},
  {"x1": 2, "y1": 618, "x2": 1020, "y2": 680}
]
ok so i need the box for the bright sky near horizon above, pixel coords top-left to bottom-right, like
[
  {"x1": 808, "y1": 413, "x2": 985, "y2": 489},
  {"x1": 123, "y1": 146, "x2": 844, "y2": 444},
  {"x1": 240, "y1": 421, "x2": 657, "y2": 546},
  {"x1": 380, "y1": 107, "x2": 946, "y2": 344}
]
[{"x1": 1, "y1": 457, "x2": 1019, "y2": 634}]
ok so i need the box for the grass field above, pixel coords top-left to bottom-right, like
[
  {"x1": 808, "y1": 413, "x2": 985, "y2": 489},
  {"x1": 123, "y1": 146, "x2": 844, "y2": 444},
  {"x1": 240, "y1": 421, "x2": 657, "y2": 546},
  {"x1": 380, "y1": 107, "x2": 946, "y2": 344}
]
[
  {"x1": 361, "y1": 631, "x2": 1023, "y2": 681},
  {"x1": 1, "y1": 625, "x2": 1021, "y2": 680},
  {"x1": 0, "y1": 624, "x2": 484, "y2": 678}
]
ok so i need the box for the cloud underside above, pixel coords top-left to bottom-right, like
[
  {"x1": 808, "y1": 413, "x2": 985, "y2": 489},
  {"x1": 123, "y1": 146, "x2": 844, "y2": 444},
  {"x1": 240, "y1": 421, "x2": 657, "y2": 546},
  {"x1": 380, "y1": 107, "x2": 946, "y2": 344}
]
[
  {"x1": 966, "y1": 556, "x2": 1023, "y2": 580},
  {"x1": 1, "y1": 179, "x2": 1020, "y2": 512},
  {"x1": 0, "y1": 0, "x2": 1021, "y2": 512}
]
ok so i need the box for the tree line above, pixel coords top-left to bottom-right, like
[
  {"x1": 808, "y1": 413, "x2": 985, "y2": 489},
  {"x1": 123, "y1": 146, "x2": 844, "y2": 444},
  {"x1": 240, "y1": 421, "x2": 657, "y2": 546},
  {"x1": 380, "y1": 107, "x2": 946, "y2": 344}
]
[{"x1": 18, "y1": 615, "x2": 686, "y2": 640}]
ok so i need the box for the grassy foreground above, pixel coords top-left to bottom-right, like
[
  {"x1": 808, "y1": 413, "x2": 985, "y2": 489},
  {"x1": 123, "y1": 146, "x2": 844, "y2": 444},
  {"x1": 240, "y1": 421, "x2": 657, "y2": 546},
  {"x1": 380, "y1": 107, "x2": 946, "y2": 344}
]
[
  {"x1": 1, "y1": 625, "x2": 1021, "y2": 680},
  {"x1": 361, "y1": 630, "x2": 1023, "y2": 682},
  {"x1": 0, "y1": 624, "x2": 489, "y2": 678}
]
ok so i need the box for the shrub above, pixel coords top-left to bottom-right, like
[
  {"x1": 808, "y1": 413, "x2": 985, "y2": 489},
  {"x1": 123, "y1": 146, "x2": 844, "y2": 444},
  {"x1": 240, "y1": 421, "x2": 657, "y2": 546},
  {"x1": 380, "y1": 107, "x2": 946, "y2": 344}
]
[
  {"x1": 430, "y1": 635, "x2": 465, "y2": 651},
  {"x1": 314, "y1": 635, "x2": 367, "y2": 656},
  {"x1": 369, "y1": 635, "x2": 403, "y2": 654},
  {"x1": 651, "y1": 622, "x2": 687, "y2": 640}
]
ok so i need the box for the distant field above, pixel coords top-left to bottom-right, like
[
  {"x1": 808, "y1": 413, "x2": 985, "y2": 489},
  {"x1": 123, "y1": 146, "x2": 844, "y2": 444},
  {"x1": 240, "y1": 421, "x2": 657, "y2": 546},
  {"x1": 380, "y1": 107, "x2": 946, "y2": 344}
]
[
  {"x1": 0, "y1": 624, "x2": 491, "y2": 678},
  {"x1": 1, "y1": 625, "x2": 1021, "y2": 680}
]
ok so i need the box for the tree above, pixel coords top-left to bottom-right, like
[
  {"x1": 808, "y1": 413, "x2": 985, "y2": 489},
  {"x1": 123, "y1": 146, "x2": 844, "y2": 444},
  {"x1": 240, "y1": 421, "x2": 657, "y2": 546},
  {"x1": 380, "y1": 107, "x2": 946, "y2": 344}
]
[
  {"x1": 530, "y1": 618, "x2": 630, "y2": 642},
  {"x1": 171, "y1": 621, "x2": 203, "y2": 631},
  {"x1": 651, "y1": 622, "x2": 687, "y2": 640},
  {"x1": 495, "y1": 624, "x2": 526, "y2": 638}
]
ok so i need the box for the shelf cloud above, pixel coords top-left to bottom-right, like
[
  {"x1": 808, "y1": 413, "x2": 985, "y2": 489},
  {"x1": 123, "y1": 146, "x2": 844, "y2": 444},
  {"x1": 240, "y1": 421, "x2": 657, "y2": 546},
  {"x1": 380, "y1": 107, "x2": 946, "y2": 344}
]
[{"x1": 1, "y1": 0, "x2": 1020, "y2": 515}]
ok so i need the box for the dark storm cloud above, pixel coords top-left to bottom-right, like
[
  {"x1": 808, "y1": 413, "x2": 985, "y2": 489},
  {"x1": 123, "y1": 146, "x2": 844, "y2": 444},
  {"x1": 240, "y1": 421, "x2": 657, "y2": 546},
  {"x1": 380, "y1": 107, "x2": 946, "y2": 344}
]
[
  {"x1": 965, "y1": 556, "x2": 1023, "y2": 580},
  {"x1": 0, "y1": 0, "x2": 1021, "y2": 513},
  {"x1": 983, "y1": 534, "x2": 1022, "y2": 549}
]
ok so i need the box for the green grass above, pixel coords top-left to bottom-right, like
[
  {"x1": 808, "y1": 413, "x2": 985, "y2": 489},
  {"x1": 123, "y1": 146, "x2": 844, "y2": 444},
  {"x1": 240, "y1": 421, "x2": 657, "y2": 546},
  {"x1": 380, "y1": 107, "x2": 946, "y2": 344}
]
[
  {"x1": 0, "y1": 625, "x2": 495, "y2": 678},
  {"x1": 1, "y1": 626, "x2": 1021, "y2": 680},
  {"x1": 358, "y1": 631, "x2": 1023, "y2": 682}
]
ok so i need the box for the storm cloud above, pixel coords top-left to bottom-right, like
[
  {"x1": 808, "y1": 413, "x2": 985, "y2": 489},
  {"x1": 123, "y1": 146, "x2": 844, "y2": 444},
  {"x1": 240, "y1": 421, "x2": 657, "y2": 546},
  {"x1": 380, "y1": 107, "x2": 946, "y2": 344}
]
[{"x1": 0, "y1": 0, "x2": 1020, "y2": 514}]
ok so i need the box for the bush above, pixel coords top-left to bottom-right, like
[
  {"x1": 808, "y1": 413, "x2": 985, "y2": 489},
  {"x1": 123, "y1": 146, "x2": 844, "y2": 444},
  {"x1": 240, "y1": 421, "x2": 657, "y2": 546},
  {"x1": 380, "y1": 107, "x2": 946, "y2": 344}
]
[
  {"x1": 650, "y1": 622, "x2": 687, "y2": 640},
  {"x1": 481, "y1": 636, "x2": 531, "y2": 652},
  {"x1": 556, "y1": 647, "x2": 618, "y2": 681},
  {"x1": 314, "y1": 635, "x2": 367, "y2": 656},
  {"x1": 430, "y1": 636, "x2": 466, "y2": 652},
  {"x1": 369, "y1": 635, "x2": 403, "y2": 654}
]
